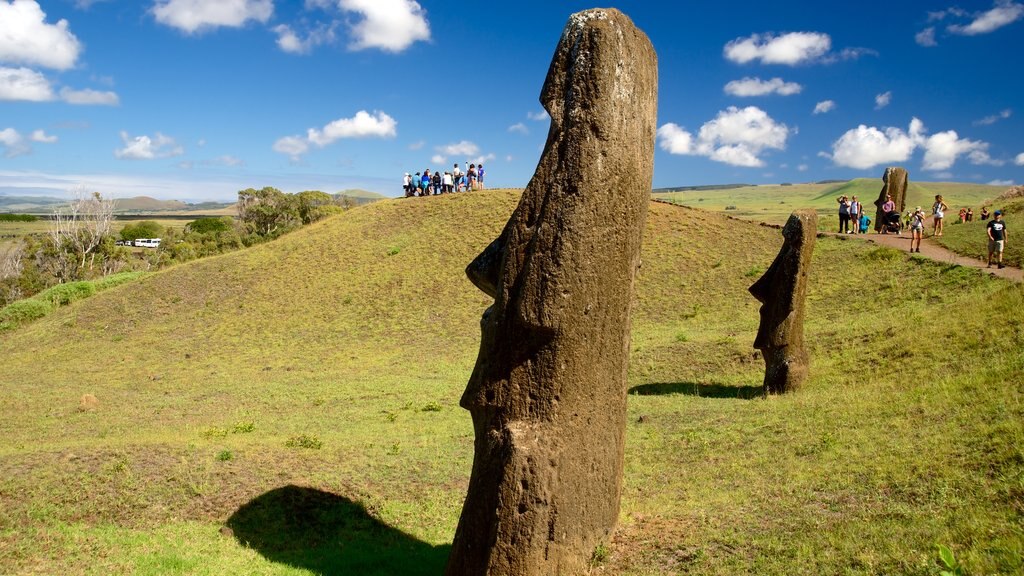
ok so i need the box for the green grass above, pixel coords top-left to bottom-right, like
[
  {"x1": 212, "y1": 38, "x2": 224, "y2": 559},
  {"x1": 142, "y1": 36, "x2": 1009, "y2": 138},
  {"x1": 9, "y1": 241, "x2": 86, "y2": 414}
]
[
  {"x1": 0, "y1": 271, "x2": 146, "y2": 331},
  {"x1": 1, "y1": 189, "x2": 1021, "y2": 575}
]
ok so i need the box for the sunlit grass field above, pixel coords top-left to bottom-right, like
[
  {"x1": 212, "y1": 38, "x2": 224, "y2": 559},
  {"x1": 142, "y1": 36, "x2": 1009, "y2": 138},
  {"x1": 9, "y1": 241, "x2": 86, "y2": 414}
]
[
  {"x1": 653, "y1": 179, "x2": 1005, "y2": 232},
  {"x1": 1, "y1": 189, "x2": 1021, "y2": 575}
]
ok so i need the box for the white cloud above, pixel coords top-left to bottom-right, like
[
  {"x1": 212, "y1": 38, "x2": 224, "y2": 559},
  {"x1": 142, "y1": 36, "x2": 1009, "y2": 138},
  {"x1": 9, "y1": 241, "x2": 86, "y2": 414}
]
[
  {"x1": 59, "y1": 87, "x2": 120, "y2": 106},
  {"x1": 831, "y1": 118, "x2": 924, "y2": 170},
  {"x1": 306, "y1": 110, "x2": 397, "y2": 145},
  {"x1": 508, "y1": 122, "x2": 528, "y2": 134},
  {"x1": 274, "y1": 110, "x2": 397, "y2": 160},
  {"x1": 0, "y1": 1, "x2": 81, "y2": 70},
  {"x1": 30, "y1": 129, "x2": 57, "y2": 143},
  {"x1": 724, "y1": 77, "x2": 802, "y2": 97},
  {"x1": 921, "y1": 130, "x2": 990, "y2": 170},
  {"x1": 338, "y1": 0, "x2": 430, "y2": 52},
  {"x1": 470, "y1": 153, "x2": 495, "y2": 167},
  {"x1": 723, "y1": 32, "x2": 831, "y2": 65},
  {"x1": 1016, "y1": 152, "x2": 1024, "y2": 165},
  {"x1": 874, "y1": 91, "x2": 892, "y2": 109},
  {"x1": 797, "y1": 164, "x2": 809, "y2": 172},
  {"x1": 152, "y1": 0, "x2": 273, "y2": 34},
  {"x1": 0, "y1": 127, "x2": 57, "y2": 157},
  {"x1": 527, "y1": 109, "x2": 549, "y2": 121},
  {"x1": 273, "y1": 23, "x2": 336, "y2": 54},
  {"x1": 438, "y1": 140, "x2": 479, "y2": 157},
  {"x1": 813, "y1": 100, "x2": 836, "y2": 114},
  {"x1": 656, "y1": 124, "x2": 694, "y2": 155},
  {"x1": 114, "y1": 131, "x2": 184, "y2": 160},
  {"x1": 430, "y1": 154, "x2": 446, "y2": 164},
  {"x1": 407, "y1": 140, "x2": 424, "y2": 150},
  {"x1": 915, "y1": 27, "x2": 938, "y2": 46},
  {"x1": 658, "y1": 106, "x2": 789, "y2": 168},
  {"x1": 0, "y1": 66, "x2": 53, "y2": 101},
  {"x1": 973, "y1": 109, "x2": 1012, "y2": 126},
  {"x1": 989, "y1": 179, "x2": 1015, "y2": 186},
  {"x1": 948, "y1": 1, "x2": 1024, "y2": 35},
  {"x1": 929, "y1": 7, "x2": 968, "y2": 22},
  {"x1": 272, "y1": 135, "x2": 309, "y2": 160}
]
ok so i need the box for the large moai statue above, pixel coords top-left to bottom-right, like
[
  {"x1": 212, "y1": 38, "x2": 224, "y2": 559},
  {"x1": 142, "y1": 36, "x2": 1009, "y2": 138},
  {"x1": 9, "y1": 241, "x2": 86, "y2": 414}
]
[
  {"x1": 749, "y1": 209, "x2": 817, "y2": 395},
  {"x1": 872, "y1": 166, "x2": 909, "y2": 232},
  {"x1": 445, "y1": 8, "x2": 657, "y2": 576}
]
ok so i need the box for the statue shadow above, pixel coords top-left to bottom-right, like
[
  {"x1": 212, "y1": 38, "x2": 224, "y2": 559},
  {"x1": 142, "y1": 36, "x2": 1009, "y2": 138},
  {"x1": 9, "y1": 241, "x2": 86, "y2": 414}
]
[
  {"x1": 629, "y1": 382, "x2": 764, "y2": 400},
  {"x1": 226, "y1": 485, "x2": 450, "y2": 575}
]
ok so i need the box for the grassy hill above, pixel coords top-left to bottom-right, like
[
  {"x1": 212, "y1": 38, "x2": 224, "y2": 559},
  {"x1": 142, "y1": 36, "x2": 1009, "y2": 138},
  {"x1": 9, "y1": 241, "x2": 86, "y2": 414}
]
[
  {"x1": 653, "y1": 179, "x2": 1006, "y2": 231},
  {"x1": 1, "y1": 189, "x2": 1021, "y2": 574}
]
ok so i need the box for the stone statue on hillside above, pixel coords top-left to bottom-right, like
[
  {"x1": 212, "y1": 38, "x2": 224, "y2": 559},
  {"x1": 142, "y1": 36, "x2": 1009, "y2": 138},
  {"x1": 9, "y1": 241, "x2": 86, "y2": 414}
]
[
  {"x1": 749, "y1": 209, "x2": 817, "y2": 395},
  {"x1": 873, "y1": 166, "x2": 909, "y2": 232},
  {"x1": 445, "y1": 8, "x2": 657, "y2": 576}
]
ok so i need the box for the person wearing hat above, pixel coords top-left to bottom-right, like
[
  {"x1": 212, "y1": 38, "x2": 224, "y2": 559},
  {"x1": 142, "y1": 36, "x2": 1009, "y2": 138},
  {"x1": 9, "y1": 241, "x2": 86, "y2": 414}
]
[
  {"x1": 909, "y1": 206, "x2": 925, "y2": 252},
  {"x1": 987, "y1": 210, "x2": 1007, "y2": 269}
]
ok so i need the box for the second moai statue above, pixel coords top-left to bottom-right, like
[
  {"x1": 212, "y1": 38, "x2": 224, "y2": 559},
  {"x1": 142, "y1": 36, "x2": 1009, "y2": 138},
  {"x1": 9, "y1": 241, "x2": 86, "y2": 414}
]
[
  {"x1": 872, "y1": 166, "x2": 909, "y2": 232},
  {"x1": 749, "y1": 209, "x2": 817, "y2": 395}
]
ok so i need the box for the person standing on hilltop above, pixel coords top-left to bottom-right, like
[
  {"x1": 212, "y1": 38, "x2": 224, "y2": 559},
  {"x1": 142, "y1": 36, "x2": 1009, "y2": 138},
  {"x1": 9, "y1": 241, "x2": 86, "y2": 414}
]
[
  {"x1": 987, "y1": 210, "x2": 1007, "y2": 269},
  {"x1": 880, "y1": 193, "x2": 896, "y2": 234},
  {"x1": 932, "y1": 194, "x2": 948, "y2": 236},
  {"x1": 837, "y1": 195, "x2": 851, "y2": 233},
  {"x1": 477, "y1": 164, "x2": 486, "y2": 189}
]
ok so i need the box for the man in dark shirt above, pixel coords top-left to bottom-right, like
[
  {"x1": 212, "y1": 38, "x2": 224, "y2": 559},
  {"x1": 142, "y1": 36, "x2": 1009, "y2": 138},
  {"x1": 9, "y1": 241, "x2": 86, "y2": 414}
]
[{"x1": 987, "y1": 210, "x2": 1007, "y2": 269}]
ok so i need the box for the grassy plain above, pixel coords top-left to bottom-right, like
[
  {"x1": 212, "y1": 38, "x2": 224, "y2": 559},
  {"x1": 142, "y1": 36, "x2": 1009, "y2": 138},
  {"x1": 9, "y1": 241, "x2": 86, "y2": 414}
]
[
  {"x1": 1, "y1": 189, "x2": 1022, "y2": 575},
  {"x1": 653, "y1": 179, "x2": 1005, "y2": 231}
]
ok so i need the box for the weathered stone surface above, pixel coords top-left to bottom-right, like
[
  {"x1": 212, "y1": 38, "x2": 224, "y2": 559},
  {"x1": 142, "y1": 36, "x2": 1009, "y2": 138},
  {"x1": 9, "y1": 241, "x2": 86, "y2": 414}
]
[
  {"x1": 873, "y1": 166, "x2": 909, "y2": 232},
  {"x1": 749, "y1": 209, "x2": 817, "y2": 395},
  {"x1": 445, "y1": 8, "x2": 657, "y2": 575}
]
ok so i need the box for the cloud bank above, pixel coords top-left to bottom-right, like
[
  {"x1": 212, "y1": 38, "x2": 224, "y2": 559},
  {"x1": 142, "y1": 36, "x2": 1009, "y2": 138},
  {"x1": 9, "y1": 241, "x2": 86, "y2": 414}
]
[{"x1": 658, "y1": 106, "x2": 789, "y2": 168}]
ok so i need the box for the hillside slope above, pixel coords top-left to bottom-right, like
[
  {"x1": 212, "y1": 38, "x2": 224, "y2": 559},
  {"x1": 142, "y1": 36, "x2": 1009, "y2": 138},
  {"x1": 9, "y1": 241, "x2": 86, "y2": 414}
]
[{"x1": 1, "y1": 190, "x2": 1021, "y2": 575}]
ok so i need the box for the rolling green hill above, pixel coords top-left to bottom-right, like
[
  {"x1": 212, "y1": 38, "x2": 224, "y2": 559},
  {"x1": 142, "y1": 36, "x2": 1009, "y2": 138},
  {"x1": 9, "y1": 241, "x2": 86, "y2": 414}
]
[
  {"x1": 1, "y1": 189, "x2": 1021, "y2": 575},
  {"x1": 653, "y1": 178, "x2": 1006, "y2": 230}
]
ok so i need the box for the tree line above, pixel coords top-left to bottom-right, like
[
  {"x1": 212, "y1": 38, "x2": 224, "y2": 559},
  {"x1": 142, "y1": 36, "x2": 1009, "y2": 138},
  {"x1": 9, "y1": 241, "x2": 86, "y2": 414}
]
[{"x1": 0, "y1": 187, "x2": 353, "y2": 307}]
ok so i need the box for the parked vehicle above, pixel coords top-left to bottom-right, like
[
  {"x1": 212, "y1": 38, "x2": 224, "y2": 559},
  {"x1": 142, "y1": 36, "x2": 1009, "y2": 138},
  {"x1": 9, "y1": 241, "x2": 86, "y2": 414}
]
[{"x1": 134, "y1": 238, "x2": 161, "y2": 248}]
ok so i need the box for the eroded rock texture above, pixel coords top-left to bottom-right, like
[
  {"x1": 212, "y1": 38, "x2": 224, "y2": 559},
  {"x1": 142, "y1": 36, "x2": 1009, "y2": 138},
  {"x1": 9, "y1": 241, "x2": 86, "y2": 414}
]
[
  {"x1": 749, "y1": 209, "x2": 817, "y2": 395},
  {"x1": 873, "y1": 166, "x2": 909, "y2": 232},
  {"x1": 445, "y1": 8, "x2": 657, "y2": 576}
]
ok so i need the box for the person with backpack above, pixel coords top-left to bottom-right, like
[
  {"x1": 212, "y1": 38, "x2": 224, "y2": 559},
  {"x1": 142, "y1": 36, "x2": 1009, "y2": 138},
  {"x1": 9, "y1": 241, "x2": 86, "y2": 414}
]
[
  {"x1": 477, "y1": 164, "x2": 486, "y2": 189},
  {"x1": 837, "y1": 195, "x2": 851, "y2": 233}
]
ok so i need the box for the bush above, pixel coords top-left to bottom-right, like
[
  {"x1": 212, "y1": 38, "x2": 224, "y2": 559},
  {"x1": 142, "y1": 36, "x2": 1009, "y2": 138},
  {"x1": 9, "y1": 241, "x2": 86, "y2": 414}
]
[
  {"x1": 0, "y1": 214, "x2": 38, "y2": 222},
  {"x1": 120, "y1": 220, "x2": 163, "y2": 242},
  {"x1": 186, "y1": 217, "x2": 233, "y2": 235},
  {"x1": 38, "y1": 282, "x2": 95, "y2": 306},
  {"x1": 0, "y1": 299, "x2": 53, "y2": 327}
]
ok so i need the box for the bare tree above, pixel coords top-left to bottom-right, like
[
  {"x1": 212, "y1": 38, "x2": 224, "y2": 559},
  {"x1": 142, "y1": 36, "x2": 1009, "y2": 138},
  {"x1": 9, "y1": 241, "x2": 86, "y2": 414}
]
[{"x1": 49, "y1": 186, "x2": 115, "y2": 281}]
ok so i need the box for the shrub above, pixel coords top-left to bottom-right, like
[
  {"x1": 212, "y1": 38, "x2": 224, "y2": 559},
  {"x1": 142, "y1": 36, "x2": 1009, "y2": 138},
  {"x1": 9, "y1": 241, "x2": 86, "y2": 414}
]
[
  {"x1": 0, "y1": 298, "x2": 53, "y2": 327},
  {"x1": 285, "y1": 434, "x2": 322, "y2": 450},
  {"x1": 38, "y1": 282, "x2": 95, "y2": 306},
  {"x1": 120, "y1": 220, "x2": 163, "y2": 242},
  {"x1": 185, "y1": 217, "x2": 233, "y2": 235}
]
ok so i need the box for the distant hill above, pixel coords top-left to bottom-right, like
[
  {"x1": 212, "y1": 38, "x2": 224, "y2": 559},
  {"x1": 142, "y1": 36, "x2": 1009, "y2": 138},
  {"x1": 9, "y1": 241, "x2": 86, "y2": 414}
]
[
  {"x1": 0, "y1": 195, "x2": 65, "y2": 213},
  {"x1": 113, "y1": 196, "x2": 190, "y2": 212},
  {"x1": 652, "y1": 183, "x2": 753, "y2": 193}
]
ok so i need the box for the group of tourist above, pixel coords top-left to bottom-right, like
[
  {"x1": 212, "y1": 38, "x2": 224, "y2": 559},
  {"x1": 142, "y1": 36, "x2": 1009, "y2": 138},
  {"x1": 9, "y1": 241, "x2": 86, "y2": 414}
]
[
  {"x1": 402, "y1": 163, "x2": 486, "y2": 197},
  {"x1": 836, "y1": 192, "x2": 1009, "y2": 268}
]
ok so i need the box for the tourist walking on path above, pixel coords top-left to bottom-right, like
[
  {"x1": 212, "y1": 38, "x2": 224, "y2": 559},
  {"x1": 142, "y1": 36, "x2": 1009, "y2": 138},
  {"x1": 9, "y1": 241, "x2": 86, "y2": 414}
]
[
  {"x1": 909, "y1": 206, "x2": 925, "y2": 252},
  {"x1": 837, "y1": 195, "x2": 851, "y2": 233},
  {"x1": 932, "y1": 194, "x2": 948, "y2": 236},
  {"x1": 988, "y1": 210, "x2": 1008, "y2": 269}
]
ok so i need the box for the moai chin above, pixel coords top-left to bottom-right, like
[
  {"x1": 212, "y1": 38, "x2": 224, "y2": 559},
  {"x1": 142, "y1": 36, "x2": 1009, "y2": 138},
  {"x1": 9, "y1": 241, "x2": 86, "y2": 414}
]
[
  {"x1": 445, "y1": 8, "x2": 657, "y2": 576},
  {"x1": 872, "y1": 166, "x2": 909, "y2": 232},
  {"x1": 749, "y1": 209, "x2": 817, "y2": 395}
]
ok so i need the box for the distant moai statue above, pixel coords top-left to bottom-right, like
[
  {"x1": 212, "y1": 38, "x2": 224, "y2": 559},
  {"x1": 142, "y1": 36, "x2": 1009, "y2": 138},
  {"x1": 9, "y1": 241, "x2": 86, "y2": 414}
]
[
  {"x1": 445, "y1": 8, "x2": 657, "y2": 576},
  {"x1": 749, "y1": 209, "x2": 817, "y2": 394},
  {"x1": 873, "y1": 166, "x2": 909, "y2": 232}
]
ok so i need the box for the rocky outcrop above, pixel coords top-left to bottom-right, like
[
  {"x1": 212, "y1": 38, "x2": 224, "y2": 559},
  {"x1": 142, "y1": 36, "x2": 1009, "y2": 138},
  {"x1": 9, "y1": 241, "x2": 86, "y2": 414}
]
[
  {"x1": 873, "y1": 167, "x2": 909, "y2": 232},
  {"x1": 749, "y1": 209, "x2": 817, "y2": 395},
  {"x1": 445, "y1": 8, "x2": 657, "y2": 575}
]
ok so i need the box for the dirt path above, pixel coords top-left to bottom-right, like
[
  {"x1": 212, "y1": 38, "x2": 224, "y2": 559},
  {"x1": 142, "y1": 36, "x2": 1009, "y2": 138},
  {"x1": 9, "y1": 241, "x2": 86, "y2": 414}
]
[{"x1": 829, "y1": 229, "x2": 1023, "y2": 283}]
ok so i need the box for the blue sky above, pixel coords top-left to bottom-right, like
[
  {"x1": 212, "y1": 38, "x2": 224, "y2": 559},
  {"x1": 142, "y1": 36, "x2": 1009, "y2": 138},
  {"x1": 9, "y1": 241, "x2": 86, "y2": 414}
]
[{"x1": 0, "y1": 0, "x2": 1022, "y2": 202}]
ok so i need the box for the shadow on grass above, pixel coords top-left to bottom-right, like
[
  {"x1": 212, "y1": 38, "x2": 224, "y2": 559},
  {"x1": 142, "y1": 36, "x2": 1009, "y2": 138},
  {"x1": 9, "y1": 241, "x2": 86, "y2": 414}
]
[
  {"x1": 226, "y1": 485, "x2": 450, "y2": 575},
  {"x1": 629, "y1": 382, "x2": 763, "y2": 399}
]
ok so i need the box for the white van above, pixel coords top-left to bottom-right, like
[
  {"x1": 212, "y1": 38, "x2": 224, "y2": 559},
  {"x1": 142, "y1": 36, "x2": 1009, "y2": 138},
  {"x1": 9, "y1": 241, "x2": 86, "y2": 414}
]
[{"x1": 134, "y1": 238, "x2": 161, "y2": 248}]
